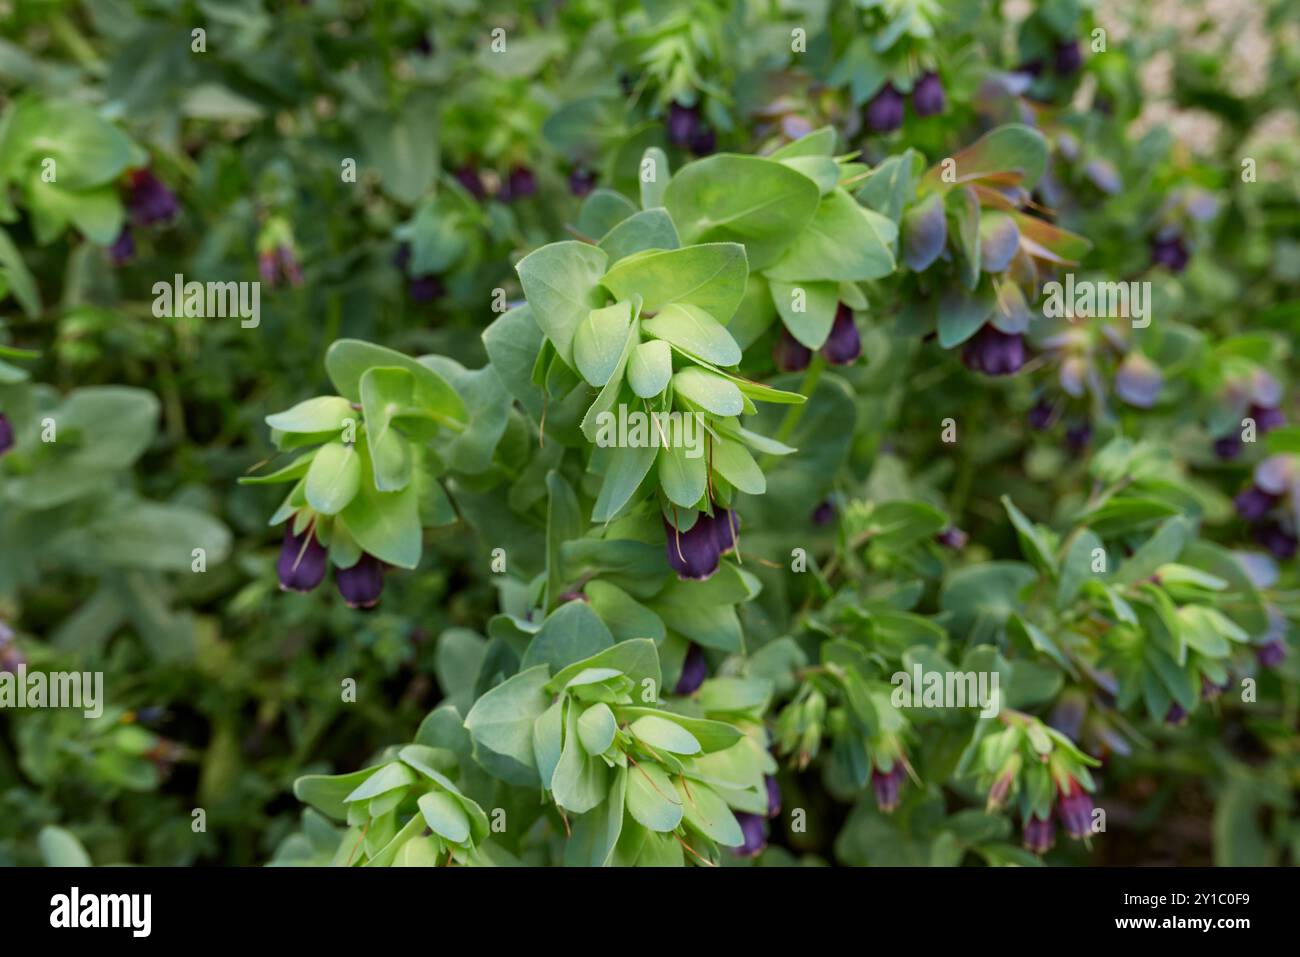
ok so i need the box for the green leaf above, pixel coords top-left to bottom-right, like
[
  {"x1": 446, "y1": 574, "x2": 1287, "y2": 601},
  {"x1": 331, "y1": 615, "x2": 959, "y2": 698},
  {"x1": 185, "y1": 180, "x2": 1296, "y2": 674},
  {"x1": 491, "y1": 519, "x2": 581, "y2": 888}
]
[
  {"x1": 38, "y1": 826, "x2": 92, "y2": 867},
  {"x1": 658, "y1": 441, "x2": 707, "y2": 508},
  {"x1": 546, "y1": 639, "x2": 662, "y2": 697},
  {"x1": 675, "y1": 779, "x2": 743, "y2": 846},
  {"x1": 627, "y1": 339, "x2": 673, "y2": 398},
  {"x1": 711, "y1": 436, "x2": 765, "y2": 495},
  {"x1": 593, "y1": 443, "x2": 658, "y2": 522},
  {"x1": 516, "y1": 241, "x2": 610, "y2": 367},
  {"x1": 577, "y1": 702, "x2": 617, "y2": 756},
  {"x1": 305, "y1": 441, "x2": 361, "y2": 516},
  {"x1": 265, "y1": 396, "x2": 354, "y2": 434},
  {"x1": 418, "y1": 790, "x2": 471, "y2": 844},
  {"x1": 534, "y1": 699, "x2": 565, "y2": 787},
  {"x1": 625, "y1": 761, "x2": 684, "y2": 832},
  {"x1": 574, "y1": 300, "x2": 633, "y2": 387},
  {"x1": 564, "y1": 765, "x2": 627, "y2": 867},
  {"x1": 362, "y1": 93, "x2": 438, "y2": 204},
  {"x1": 1001, "y1": 496, "x2": 1057, "y2": 575},
  {"x1": 672, "y1": 367, "x2": 743, "y2": 416},
  {"x1": 339, "y1": 444, "x2": 421, "y2": 568},
  {"x1": 766, "y1": 189, "x2": 896, "y2": 283},
  {"x1": 359, "y1": 367, "x2": 414, "y2": 492},
  {"x1": 521, "y1": 600, "x2": 615, "y2": 675},
  {"x1": 552, "y1": 699, "x2": 609, "y2": 813},
  {"x1": 640, "y1": 147, "x2": 670, "y2": 209},
  {"x1": 325, "y1": 340, "x2": 466, "y2": 424},
  {"x1": 1057, "y1": 529, "x2": 1104, "y2": 608},
  {"x1": 629, "y1": 714, "x2": 701, "y2": 755},
  {"x1": 769, "y1": 279, "x2": 839, "y2": 349},
  {"x1": 642, "y1": 302, "x2": 741, "y2": 366},
  {"x1": 598, "y1": 208, "x2": 680, "y2": 262},
  {"x1": 602, "y1": 243, "x2": 748, "y2": 324},
  {"x1": 463, "y1": 665, "x2": 552, "y2": 784},
  {"x1": 923, "y1": 124, "x2": 1049, "y2": 192}
]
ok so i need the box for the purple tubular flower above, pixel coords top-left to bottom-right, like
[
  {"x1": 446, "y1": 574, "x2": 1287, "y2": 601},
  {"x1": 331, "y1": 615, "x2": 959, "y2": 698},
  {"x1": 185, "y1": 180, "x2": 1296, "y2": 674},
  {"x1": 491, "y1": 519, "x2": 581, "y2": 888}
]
[
  {"x1": 503, "y1": 165, "x2": 536, "y2": 201},
  {"x1": 1164, "y1": 701, "x2": 1188, "y2": 725},
  {"x1": 454, "y1": 165, "x2": 486, "y2": 200},
  {"x1": 663, "y1": 516, "x2": 721, "y2": 581},
  {"x1": 1114, "y1": 353, "x2": 1163, "y2": 409},
  {"x1": 961, "y1": 325, "x2": 1026, "y2": 376},
  {"x1": 1213, "y1": 433, "x2": 1243, "y2": 461},
  {"x1": 277, "y1": 525, "x2": 328, "y2": 593},
  {"x1": 821, "y1": 303, "x2": 862, "y2": 365},
  {"x1": 674, "y1": 643, "x2": 708, "y2": 696},
  {"x1": 568, "y1": 166, "x2": 596, "y2": 197},
  {"x1": 1065, "y1": 421, "x2": 1092, "y2": 454},
  {"x1": 710, "y1": 508, "x2": 739, "y2": 555},
  {"x1": 1054, "y1": 39, "x2": 1083, "y2": 75},
  {"x1": 864, "y1": 82, "x2": 905, "y2": 133},
  {"x1": 258, "y1": 249, "x2": 278, "y2": 286},
  {"x1": 409, "y1": 275, "x2": 445, "y2": 303},
  {"x1": 773, "y1": 327, "x2": 812, "y2": 372},
  {"x1": 1201, "y1": 675, "x2": 1228, "y2": 700},
  {"x1": 689, "y1": 125, "x2": 716, "y2": 156},
  {"x1": 1023, "y1": 812, "x2": 1055, "y2": 854},
  {"x1": 1248, "y1": 403, "x2": 1286, "y2": 434},
  {"x1": 278, "y1": 246, "x2": 303, "y2": 287},
  {"x1": 734, "y1": 811, "x2": 768, "y2": 857},
  {"x1": 912, "y1": 72, "x2": 946, "y2": 117},
  {"x1": 811, "y1": 499, "x2": 837, "y2": 526},
  {"x1": 1257, "y1": 639, "x2": 1286, "y2": 669},
  {"x1": 766, "y1": 775, "x2": 781, "y2": 818},
  {"x1": 666, "y1": 102, "x2": 700, "y2": 148},
  {"x1": 127, "y1": 169, "x2": 179, "y2": 226},
  {"x1": 109, "y1": 226, "x2": 136, "y2": 266},
  {"x1": 1057, "y1": 779, "x2": 1093, "y2": 839},
  {"x1": 0, "y1": 413, "x2": 14, "y2": 457},
  {"x1": 871, "y1": 762, "x2": 906, "y2": 813},
  {"x1": 1150, "y1": 233, "x2": 1190, "y2": 273},
  {"x1": 1253, "y1": 522, "x2": 1298, "y2": 560},
  {"x1": 1028, "y1": 399, "x2": 1055, "y2": 430},
  {"x1": 1234, "y1": 485, "x2": 1278, "y2": 522},
  {"x1": 336, "y1": 552, "x2": 385, "y2": 609},
  {"x1": 936, "y1": 526, "x2": 968, "y2": 551}
]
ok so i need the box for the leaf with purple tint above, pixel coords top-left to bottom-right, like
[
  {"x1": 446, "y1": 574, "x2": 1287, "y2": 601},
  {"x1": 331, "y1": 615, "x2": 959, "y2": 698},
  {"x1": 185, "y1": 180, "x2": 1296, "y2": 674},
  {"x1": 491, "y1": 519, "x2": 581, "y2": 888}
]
[{"x1": 902, "y1": 192, "x2": 947, "y2": 272}]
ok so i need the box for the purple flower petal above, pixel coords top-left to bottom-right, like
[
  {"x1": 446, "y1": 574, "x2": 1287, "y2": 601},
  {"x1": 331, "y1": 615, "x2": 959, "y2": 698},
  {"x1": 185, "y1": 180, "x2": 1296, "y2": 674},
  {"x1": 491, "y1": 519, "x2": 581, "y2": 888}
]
[
  {"x1": 277, "y1": 525, "x2": 328, "y2": 593},
  {"x1": 336, "y1": 552, "x2": 385, "y2": 608}
]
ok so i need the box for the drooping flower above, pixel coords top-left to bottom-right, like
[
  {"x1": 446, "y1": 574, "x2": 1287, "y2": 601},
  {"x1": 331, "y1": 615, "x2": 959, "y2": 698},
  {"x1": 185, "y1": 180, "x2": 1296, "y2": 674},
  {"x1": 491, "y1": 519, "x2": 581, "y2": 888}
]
[
  {"x1": 864, "y1": 82, "x2": 905, "y2": 133},
  {"x1": 912, "y1": 72, "x2": 946, "y2": 117},
  {"x1": 1234, "y1": 485, "x2": 1278, "y2": 523},
  {"x1": 773, "y1": 327, "x2": 812, "y2": 372},
  {"x1": 734, "y1": 811, "x2": 768, "y2": 857},
  {"x1": 454, "y1": 165, "x2": 486, "y2": 200},
  {"x1": 568, "y1": 166, "x2": 596, "y2": 197},
  {"x1": 821, "y1": 304, "x2": 862, "y2": 365},
  {"x1": 1249, "y1": 403, "x2": 1286, "y2": 434},
  {"x1": 1028, "y1": 399, "x2": 1056, "y2": 430},
  {"x1": 408, "y1": 275, "x2": 445, "y2": 303},
  {"x1": 1057, "y1": 778, "x2": 1093, "y2": 839},
  {"x1": 1212, "y1": 433, "x2": 1243, "y2": 461},
  {"x1": 675, "y1": 643, "x2": 708, "y2": 695},
  {"x1": 765, "y1": 775, "x2": 781, "y2": 818},
  {"x1": 336, "y1": 552, "x2": 385, "y2": 609},
  {"x1": 1022, "y1": 812, "x2": 1055, "y2": 854},
  {"x1": 1149, "y1": 232, "x2": 1190, "y2": 273},
  {"x1": 871, "y1": 761, "x2": 907, "y2": 813},
  {"x1": 109, "y1": 226, "x2": 136, "y2": 266},
  {"x1": 666, "y1": 102, "x2": 700, "y2": 148},
  {"x1": 1053, "y1": 39, "x2": 1083, "y2": 75},
  {"x1": 1114, "y1": 353, "x2": 1163, "y2": 409},
  {"x1": 689, "y1": 124, "x2": 717, "y2": 156},
  {"x1": 1252, "y1": 522, "x2": 1298, "y2": 560},
  {"x1": 810, "y1": 499, "x2": 837, "y2": 526},
  {"x1": 664, "y1": 515, "x2": 721, "y2": 581},
  {"x1": 1257, "y1": 639, "x2": 1286, "y2": 669},
  {"x1": 0, "y1": 412, "x2": 14, "y2": 456},
  {"x1": 277, "y1": 525, "x2": 329, "y2": 593},
  {"x1": 126, "y1": 168, "x2": 179, "y2": 226},
  {"x1": 710, "y1": 508, "x2": 739, "y2": 555},
  {"x1": 501, "y1": 165, "x2": 536, "y2": 202},
  {"x1": 962, "y1": 325, "x2": 1026, "y2": 376},
  {"x1": 935, "y1": 526, "x2": 968, "y2": 551},
  {"x1": 1065, "y1": 420, "x2": 1092, "y2": 454},
  {"x1": 1164, "y1": 701, "x2": 1188, "y2": 725}
]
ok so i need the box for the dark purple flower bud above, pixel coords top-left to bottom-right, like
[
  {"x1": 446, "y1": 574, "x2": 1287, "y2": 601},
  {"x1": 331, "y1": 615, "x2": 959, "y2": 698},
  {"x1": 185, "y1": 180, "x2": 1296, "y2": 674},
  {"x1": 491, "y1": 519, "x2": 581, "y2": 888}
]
[
  {"x1": 1065, "y1": 420, "x2": 1092, "y2": 454},
  {"x1": 912, "y1": 71, "x2": 946, "y2": 117},
  {"x1": 278, "y1": 246, "x2": 303, "y2": 287},
  {"x1": 1253, "y1": 522, "x2": 1298, "y2": 560},
  {"x1": 765, "y1": 775, "x2": 781, "y2": 818},
  {"x1": 1164, "y1": 701, "x2": 1187, "y2": 725},
  {"x1": 336, "y1": 552, "x2": 385, "y2": 609},
  {"x1": 409, "y1": 275, "x2": 445, "y2": 303},
  {"x1": 936, "y1": 526, "x2": 968, "y2": 551},
  {"x1": 674, "y1": 643, "x2": 709, "y2": 696},
  {"x1": 773, "y1": 327, "x2": 812, "y2": 372},
  {"x1": 277, "y1": 525, "x2": 328, "y2": 593},
  {"x1": 1257, "y1": 638, "x2": 1286, "y2": 669},
  {"x1": 1150, "y1": 233, "x2": 1190, "y2": 273},
  {"x1": 811, "y1": 499, "x2": 837, "y2": 526},
  {"x1": 734, "y1": 811, "x2": 768, "y2": 857},
  {"x1": 127, "y1": 168, "x2": 179, "y2": 226},
  {"x1": 0, "y1": 413, "x2": 14, "y2": 456},
  {"x1": 1248, "y1": 403, "x2": 1285, "y2": 434},
  {"x1": 821, "y1": 303, "x2": 862, "y2": 365},
  {"x1": 1057, "y1": 778, "x2": 1093, "y2": 839},
  {"x1": 961, "y1": 325, "x2": 1026, "y2": 376},
  {"x1": 1022, "y1": 812, "x2": 1055, "y2": 854},
  {"x1": 392, "y1": 243, "x2": 412, "y2": 271},
  {"x1": 864, "y1": 82, "x2": 905, "y2": 133},
  {"x1": 259, "y1": 249, "x2": 278, "y2": 286},
  {"x1": 1213, "y1": 433, "x2": 1243, "y2": 461},
  {"x1": 710, "y1": 508, "x2": 739, "y2": 555},
  {"x1": 454, "y1": 165, "x2": 486, "y2": 200},
  {"x1": 663, "y1": 516, "x2": 721, "y2": 581},
  {"x1": 415, "y1": 32, "x2": 434, "y2": 56},
  {"x1": 1234, "y1": 485, "x2": 1278, "y2": 523},
  {"x1": 568, "y1": 166, "x2": 596, "y2": 197},
  {"x1": 503, "y1": 165, "x2": 536, "y2": 202},
  {"x1": 666, "y1": 102, "x2": 700, "y2": 148},
  {"x1": 109, "y1": 226, "x2": 136, "y2": 266},
  {"x1": 1028, "y1": 399, "x2": 1055, "y2": 430},
  {"x1": 689, "y1": 124, "x2": 716, "y2": 156},
  {"x1": 1054, "y1": 39, "x2": 1083, "y2": 75},
  {"x1": 871, "y1": 761, "x2": 906, "y2": 813}
]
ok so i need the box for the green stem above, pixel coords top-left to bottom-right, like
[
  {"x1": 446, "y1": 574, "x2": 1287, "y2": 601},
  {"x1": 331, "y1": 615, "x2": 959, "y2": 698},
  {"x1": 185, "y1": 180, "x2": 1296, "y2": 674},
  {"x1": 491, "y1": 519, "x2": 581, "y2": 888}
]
[{"x1": 762, "y1": 356, "x2": 823, "y2": 470}]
